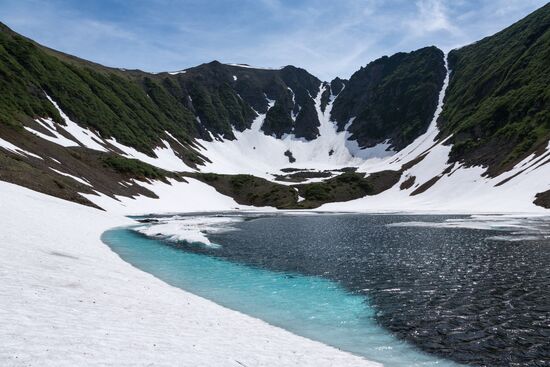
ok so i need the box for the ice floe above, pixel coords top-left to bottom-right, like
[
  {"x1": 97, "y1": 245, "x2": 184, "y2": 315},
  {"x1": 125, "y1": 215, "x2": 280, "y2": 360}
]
[{"x1": 134, "y1": 215, "x2": 244, "y2": 248}]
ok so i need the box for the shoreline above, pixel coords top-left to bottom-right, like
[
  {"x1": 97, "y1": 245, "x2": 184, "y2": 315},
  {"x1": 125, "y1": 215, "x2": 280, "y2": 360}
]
[
  {"x1": 0, "y1": 181, "x2": 380, "y2": 366},
  {"x1": 2, "y1": 177, "x2": 548, "y2": 366}
]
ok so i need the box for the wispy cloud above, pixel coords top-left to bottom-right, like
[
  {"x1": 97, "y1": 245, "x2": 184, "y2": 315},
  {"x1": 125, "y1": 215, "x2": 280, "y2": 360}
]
[
  {"x1": 0, "y1": 0, "x2": 546, "y2": 80},
  {"x1": 406, "y1": 0, "x2": 460, "y2": 36}
]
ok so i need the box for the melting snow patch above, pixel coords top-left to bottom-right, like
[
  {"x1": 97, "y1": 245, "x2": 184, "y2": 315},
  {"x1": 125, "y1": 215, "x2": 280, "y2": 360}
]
[
  {"x1": 134, "y1": 215, "x2": 243, "y2": 248},
  {"x1": 25, "y1": 118, "x2": 78, "y2": 147},
  {"x1": 50, "y1": 168, "x2": 92, "y2": 187},
  {"x1": 44, "y1": 95, "x2": 108, "y2": 151},
  {"x1": 388, "y1": 215, "x2": 550, "y2": 241},
  {"x1": 0, "y1": 137, "x2": 43, "y2": 160},
  {"x1": 24, "y1": 95, "x2": 108, "y2": 151},
  {"x1": 106, "y1": 138, "x2": 193, "y2": 172}
]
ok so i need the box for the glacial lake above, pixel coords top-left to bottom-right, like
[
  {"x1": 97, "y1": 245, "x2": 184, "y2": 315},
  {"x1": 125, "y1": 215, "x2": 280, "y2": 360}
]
[{"x1": 102, "y1": 213, "x2": 550, "y2": 366}]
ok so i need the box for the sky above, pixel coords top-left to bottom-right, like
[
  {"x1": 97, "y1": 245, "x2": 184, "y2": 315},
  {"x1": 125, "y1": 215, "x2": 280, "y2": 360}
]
[{"x1": 0, "y1": 0, "x2": 547, "y2": 80}]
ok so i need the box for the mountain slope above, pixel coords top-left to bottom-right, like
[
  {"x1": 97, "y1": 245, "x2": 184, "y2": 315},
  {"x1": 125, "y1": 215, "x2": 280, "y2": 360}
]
[
  {"x1": 0, "y1": 3, "x2": 549, "y2": 213},
  {"x1": 440, "y1": 3, "x2": 550, "y2": 175},
  {"x1": 159, "y1": 62, "x2": 322, "y2": 140},
  {"x1": 0, "y1": 23, "x2": 323, "y2": 156},
  {"x1": 330, "y1": 46, "x2": 446, "y2": 151},
  {"x1": 0, "y1": 23, "x2": 200, "y2": 159}
]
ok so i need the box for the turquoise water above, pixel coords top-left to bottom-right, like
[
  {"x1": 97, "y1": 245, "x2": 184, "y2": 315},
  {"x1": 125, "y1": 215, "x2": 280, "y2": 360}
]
[{"x1": 102, "y1": 227, "x2": 460, "y2": 367}]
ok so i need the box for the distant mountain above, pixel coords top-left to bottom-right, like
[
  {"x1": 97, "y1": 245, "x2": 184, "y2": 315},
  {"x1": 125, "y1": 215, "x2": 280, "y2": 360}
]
[{"x1": 0, "y1": 3, "x2": 549, "y2": 212}]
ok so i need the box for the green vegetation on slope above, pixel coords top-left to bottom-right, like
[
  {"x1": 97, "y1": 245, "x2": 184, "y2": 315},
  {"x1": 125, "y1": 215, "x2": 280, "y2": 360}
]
[
  {"x1": 101, "y1": 155, "x2": 167, "y2": 181},
  {"x1": 0, "y1": 25, "x2": 204, "y2": 154},
  {"x1": 189, "y1": 170, "x2": 400, "y2": 209},
  {"x1": 295, "y1": 171, "x2": 401, "y2": 207},
  {"x1": 187, "y1": 172, "x2": 298, "y2": 208},
  {"x1": 440, "y1": 4, "x2": 550, "y2": 174}
]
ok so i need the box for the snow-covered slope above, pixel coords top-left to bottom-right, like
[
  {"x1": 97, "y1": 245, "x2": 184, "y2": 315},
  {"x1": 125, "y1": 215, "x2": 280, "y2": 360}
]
[
  {"x1": 193, "y1": 88, "x2": 389, "y2": 179},
  {"x1": 188, "y1": 55, "x2": 548, "y2": 213},
  {"x1": 320, "y1": 59, "x2": 550, "y2": 213},
  {"x1": 2, "y1": 11, "x2": 550, "y2": 214},
  {"x1": 0, "y1": 180, "x2": 380, "y2": 366}
]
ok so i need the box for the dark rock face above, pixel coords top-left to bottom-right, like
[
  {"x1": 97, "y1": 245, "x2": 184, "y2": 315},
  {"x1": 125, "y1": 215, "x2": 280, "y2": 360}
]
[
  {"x1": 293, "y1": 101, "x2": 320, "y2": 140},
  {"x1": 534, "y1": 189, "x2": 550, "y2": 208},
  {"x1": 440, "y1": 3, "x2": 550, "y2": 175},
  {"x1": 330, "y1": 77, "x2": 345, "y2": 96},
  {"x1": 284, "y1": 150, "x2": 296, "y2": 163},
  {"x1": 261, "y1": 66, "x2": 322, "y2": 139},
  {"x1": 331, "y1": 46, "x2": 446, "y2": 151},
  {"x1": 181, "y1": 63, "x2": 322, "y2": 141},
  {"x1": 320, "y1": 77, "x2": 347, "y2": 112},
  {"x1": 263, "y1": 98, "x2": 294, "y2": 138}
]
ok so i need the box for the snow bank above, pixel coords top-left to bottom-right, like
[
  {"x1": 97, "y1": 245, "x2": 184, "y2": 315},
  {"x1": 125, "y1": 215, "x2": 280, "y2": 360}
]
[
  {"x1": 82, "y1": 177, "x2": 263, "y2": 215},
  {"x1": 0, "y1": 180, "x2": 379, "y2": 367}
]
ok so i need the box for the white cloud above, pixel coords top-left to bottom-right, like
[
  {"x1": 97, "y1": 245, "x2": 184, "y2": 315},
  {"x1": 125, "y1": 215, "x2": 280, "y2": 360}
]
[{"x1": 406, "y1": 0, "x2": 460, "y2": 36}]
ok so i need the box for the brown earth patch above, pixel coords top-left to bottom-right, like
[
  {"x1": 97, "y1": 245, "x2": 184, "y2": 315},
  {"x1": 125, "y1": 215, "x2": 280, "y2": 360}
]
[
  {"x1": 400, "y1": 176, "x2": 416, "y2": 190},
  {"x1": 534, "y1": 190, "x2": 550, "y2": 209},
  {"x1": 410, "y1": 175, "x2": 442, "y2": 196}
]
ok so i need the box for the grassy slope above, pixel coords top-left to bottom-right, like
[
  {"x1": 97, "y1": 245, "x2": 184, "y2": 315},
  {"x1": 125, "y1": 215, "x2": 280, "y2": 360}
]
[
  {"x1": 189, "y1": 171, "x2": 400, "y2": 209},
  {"x1": 0, "y1": 22, "x2": 324, "y2": 153},
  {"x1": 0, "y1": 23, "x2": 202, "y2": 156},
  {"x1": 441, "y1": 4, "x2": 550, "y2": 174}
]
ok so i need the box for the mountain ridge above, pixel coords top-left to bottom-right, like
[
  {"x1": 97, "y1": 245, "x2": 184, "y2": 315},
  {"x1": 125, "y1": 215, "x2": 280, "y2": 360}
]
[{"x1": 0, "y1": 3, "x2": 549, "y2": 212}]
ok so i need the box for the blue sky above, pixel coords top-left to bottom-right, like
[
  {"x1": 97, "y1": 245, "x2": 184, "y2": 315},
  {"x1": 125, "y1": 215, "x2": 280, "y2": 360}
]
[{"x1": 0, "y1": 0, "x2": 547, "y2": 80}]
